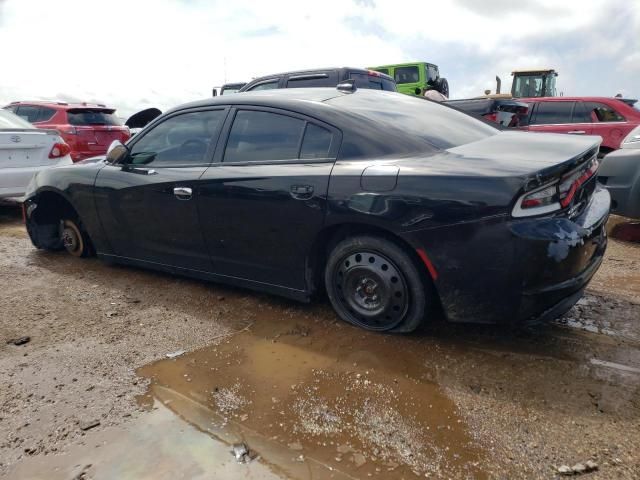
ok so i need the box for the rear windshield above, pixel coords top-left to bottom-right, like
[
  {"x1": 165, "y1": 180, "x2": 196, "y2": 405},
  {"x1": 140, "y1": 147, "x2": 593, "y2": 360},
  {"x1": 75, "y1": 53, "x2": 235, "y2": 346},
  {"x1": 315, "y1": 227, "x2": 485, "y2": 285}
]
[
  {"x1": 329, "y1": 92, "x2": 498, "y2": 149},
  {"x1": 67, "y1": 109, "x2": 122, "y2": 126},
  {"x1": 349, "y1": 73, "x2": 396, "y2": 91},
  {"x1": 0, "y1": 109, "x2": 34, "y2": 129}
]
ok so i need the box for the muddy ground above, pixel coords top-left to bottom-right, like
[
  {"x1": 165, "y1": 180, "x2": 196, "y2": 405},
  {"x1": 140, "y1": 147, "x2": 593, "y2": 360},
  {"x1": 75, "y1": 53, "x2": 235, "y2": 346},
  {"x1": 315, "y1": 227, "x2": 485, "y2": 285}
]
[{"x1": 0, "y1": 205, "x2": 639, "y2": 479}]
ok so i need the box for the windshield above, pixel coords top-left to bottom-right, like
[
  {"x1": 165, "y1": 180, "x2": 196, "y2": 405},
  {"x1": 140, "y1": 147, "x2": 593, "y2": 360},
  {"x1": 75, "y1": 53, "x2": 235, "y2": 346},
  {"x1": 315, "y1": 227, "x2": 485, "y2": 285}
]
[
  {"x1": 329, "y1": 92, "x2": 498, "y2": 150},
  {"x1": 67, "y1": 109, "x2": 122, "y2": 126},
  {"x1": 512, "y1": 75, "x2": 545, "y2": 97},
  {"x1": 0, "y1": 109, "x2": 34, "y2": 129}
]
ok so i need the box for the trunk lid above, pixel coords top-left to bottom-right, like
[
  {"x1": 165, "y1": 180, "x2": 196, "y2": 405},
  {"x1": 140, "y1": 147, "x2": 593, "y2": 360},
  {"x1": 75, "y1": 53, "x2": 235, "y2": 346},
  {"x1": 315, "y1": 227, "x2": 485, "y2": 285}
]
[
  {"x1": 447, "y1": 131, "x2": 600, "y2": 185},
  {"x1": 0, "y1": 129, "x2": 57, "y2": 168}
]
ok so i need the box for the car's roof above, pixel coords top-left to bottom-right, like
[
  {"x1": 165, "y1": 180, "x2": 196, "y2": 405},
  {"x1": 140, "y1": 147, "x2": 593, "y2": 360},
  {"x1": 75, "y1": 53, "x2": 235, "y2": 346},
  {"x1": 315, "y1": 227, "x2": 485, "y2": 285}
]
[
  {"x1": 519, "y1": 96, "x2": 627, "y2": 102},
  {"x1": 7, "y1": 100, "x2": 113, "y2": 110},
  {"x1": 172, "y1": 88, "x2": 346, "y2": 113}
]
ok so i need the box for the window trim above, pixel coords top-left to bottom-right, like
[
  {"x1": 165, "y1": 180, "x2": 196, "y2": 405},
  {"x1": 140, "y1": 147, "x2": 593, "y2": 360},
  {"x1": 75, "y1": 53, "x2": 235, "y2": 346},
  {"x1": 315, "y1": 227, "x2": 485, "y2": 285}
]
[
  {"x1": 529, "y1": 101, "x2": 577, "y2": 126},
  {"x1": 125, "y1": 106, "x2": 230, "y2": 168},
  {"x1": 246, "y1": 79, "x2": 281, "y2": 92},
  {"x1": 213, "y1": 105, "x2": 342, "y2": 167}
]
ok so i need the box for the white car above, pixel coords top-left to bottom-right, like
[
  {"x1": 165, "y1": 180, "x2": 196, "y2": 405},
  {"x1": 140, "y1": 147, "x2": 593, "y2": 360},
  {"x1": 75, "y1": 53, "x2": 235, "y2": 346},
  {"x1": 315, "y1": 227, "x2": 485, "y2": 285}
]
[{"x1": 0, "y1": 109, "x2": 73, "y2": 200}]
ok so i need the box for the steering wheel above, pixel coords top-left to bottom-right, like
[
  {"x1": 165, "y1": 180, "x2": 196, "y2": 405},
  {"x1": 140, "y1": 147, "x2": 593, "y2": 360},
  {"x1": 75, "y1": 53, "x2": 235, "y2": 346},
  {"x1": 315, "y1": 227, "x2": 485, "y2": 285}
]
[{"x1": 181, "y1": 139, "x2": 207, "y2": 156}]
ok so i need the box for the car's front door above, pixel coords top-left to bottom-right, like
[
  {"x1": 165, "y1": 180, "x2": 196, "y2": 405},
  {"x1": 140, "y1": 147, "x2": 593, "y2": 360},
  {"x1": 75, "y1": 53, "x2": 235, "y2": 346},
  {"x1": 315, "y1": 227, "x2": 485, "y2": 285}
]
[
  {"x1": 197, "y1": 107, "x2": 340, "y2": 291},
  {"x1": 94, "y1": 108, "x2": 228, "y2": 271}
]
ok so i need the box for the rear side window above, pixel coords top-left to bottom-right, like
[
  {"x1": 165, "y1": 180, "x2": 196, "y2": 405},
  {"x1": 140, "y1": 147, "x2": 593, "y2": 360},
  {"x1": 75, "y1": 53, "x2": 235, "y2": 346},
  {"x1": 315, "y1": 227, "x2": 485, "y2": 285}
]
[
  {"x1": 225, "y1": 111, "x2": 305, "y2": 162},
  {"x1": 247, "y1": 80, "x2": 279, "y2": 91},
  {"x1": 349, "y1": 73, "x2": 396, "y2": 91},
  {"x1": 300, "y1": 124, "x2": 333, "y2": 159},
  {"x1": 129, "y1": 110, "x2": 225, "y2": 165},
  {"x1": 531, "y1": 102, "x2": 574, "y2": 125},
  {"x1": 38, "y1": 107, "x2": 56, "y2": 122},
  {"x1": 15, "y1": 105, "x2": 41, "y2": 123},
  {"x1": 394, "y1": 66, "x2": 419, "y2": 84},
  {"x1": 67, "y1": 109, "x2": 122, "y2": 126},
  {"x1": 286, "y1": 73, "x2": 336, "y2": 88},
  {"x1": 584, "y1": 102, "x2": 625, "y2": 122},
  {"x1": 224, "y1": 110, "x2": 335, "y2": 163}
]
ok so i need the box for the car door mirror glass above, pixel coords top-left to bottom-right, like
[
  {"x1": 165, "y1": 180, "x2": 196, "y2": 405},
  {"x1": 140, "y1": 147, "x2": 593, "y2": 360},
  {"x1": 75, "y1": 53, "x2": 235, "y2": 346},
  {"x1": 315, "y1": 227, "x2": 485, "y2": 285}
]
[{"x1": 105, "y1": 141, "x2": 130, "y2": 164}]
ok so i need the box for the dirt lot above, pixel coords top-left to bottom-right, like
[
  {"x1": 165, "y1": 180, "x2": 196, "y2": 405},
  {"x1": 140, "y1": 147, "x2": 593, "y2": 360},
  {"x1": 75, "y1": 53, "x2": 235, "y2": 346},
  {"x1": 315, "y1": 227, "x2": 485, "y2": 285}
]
[{"x1": 1, "y1": 205, "x2": 639, "y2": 479}]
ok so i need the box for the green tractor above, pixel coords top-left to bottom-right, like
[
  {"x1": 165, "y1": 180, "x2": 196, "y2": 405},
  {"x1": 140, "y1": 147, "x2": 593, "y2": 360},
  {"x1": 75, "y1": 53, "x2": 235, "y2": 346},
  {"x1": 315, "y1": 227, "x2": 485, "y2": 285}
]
[{"x1": 368, "y1": 62, "x2": 449, "y2": 98}]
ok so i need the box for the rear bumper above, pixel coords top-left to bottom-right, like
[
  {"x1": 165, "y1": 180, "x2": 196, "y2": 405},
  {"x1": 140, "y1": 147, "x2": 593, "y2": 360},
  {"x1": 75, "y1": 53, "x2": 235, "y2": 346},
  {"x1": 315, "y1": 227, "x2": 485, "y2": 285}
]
[{"x1": 409, "y1": 185, "x2": 610, "y2": 326}]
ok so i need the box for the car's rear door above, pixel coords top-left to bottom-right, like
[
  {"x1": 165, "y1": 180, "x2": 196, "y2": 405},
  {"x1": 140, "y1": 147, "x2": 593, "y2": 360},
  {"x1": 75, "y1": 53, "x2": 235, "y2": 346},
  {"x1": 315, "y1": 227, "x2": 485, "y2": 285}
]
[
  {"x1": 197, "y1": 107, "x2": 340, "y2": 290},
  {"x1": 583, "y1": 101, "x2": 629, "y2": 149},
  {"x1": 527, "y1": 101, "x2": 593, "y2": 136},
  {"x1": 94, "y1": 108, "x2": 228, "y2": 271}
]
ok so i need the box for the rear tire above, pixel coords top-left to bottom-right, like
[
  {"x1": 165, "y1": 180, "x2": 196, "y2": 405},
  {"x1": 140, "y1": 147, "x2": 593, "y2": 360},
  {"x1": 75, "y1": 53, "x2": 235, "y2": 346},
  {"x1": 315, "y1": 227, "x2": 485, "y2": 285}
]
[
  {"x1": 61, "y1": 218, "x2": 93, "y2": 258},
  {"x1": 324, "y1": 235, "x2": 429, "y2": 333}
]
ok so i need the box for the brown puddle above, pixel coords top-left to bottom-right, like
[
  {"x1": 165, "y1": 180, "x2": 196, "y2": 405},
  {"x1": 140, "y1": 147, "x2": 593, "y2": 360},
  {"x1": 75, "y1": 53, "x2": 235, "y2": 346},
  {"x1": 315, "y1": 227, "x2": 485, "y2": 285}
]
[{"x1": 138, "y1": 314, "x2": 487, "y2": 479}]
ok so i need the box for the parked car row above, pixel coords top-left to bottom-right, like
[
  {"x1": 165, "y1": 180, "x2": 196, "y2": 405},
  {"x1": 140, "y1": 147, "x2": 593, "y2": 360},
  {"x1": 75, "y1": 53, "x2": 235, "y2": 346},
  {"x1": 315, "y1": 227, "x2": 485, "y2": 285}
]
[{"x1": 3, "y1": 101, "x2": 130, "y2": 162}]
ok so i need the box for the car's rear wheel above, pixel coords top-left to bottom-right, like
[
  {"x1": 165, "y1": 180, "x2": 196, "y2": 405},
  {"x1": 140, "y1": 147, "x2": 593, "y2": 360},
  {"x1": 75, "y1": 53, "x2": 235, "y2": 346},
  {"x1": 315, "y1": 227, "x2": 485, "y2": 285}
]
[
  {"x1": 325, "y1": 235, "x2": 429, "y2": 332},
  {"x1": 61, "y1": 219, "x2": 92, "y2": 258}
]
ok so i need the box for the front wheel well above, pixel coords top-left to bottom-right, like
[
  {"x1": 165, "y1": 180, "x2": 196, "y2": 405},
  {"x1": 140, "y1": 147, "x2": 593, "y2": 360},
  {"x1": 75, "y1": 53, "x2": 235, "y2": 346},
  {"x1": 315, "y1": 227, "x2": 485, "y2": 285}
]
[{"x1": 27, "y1": 191, "x2": 88, "y2": 251}]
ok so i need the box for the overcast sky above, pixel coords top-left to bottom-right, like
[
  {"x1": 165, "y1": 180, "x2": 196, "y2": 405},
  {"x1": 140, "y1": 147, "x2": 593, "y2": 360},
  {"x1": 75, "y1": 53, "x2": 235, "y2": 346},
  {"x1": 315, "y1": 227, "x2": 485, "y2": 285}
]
[{"x1": 1, "y1": 0, "x2": 638, "y2": 118}]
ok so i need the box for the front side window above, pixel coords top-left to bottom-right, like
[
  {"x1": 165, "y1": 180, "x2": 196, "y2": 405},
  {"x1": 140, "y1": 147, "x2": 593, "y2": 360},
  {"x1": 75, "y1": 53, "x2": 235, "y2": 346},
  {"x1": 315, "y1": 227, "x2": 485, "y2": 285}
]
[
  {"x1": 129, "y1": 110, "x2": 225, "y2": 165},
  {"x1": 584, "y1": 102, "x2": 625, "y2": 122},
  {"x1": 224, "y1": 110, "x2": 335, "y2": 163},
  {"x1": 394, "y1": 66, "x2": 420, "y2": 85},
  {"x1": 512, "y1": 75, "x2": 544, "y2": 97},
  {"x1": 531, "y1": 102, "x2": 575, "y2": 125},
  {"x1": 248, "y1": 80, "x2": 279, "y2": 91}
]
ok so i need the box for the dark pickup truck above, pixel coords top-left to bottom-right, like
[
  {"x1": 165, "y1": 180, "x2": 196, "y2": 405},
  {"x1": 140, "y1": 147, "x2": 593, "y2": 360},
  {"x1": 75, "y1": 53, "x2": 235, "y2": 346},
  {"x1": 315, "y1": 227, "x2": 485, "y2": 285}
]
[{"x1": 444, "y1": 98, "x2": 529, "y2": 128}]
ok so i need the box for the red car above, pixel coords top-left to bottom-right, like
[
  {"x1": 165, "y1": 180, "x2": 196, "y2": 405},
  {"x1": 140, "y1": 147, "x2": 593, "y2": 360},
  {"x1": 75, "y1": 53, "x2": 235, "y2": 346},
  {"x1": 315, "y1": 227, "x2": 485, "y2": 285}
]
[
  {"x1": 3, "y1": 101, "x2": 130, "y2": 162},
  {"x1": 518, "y1": 97, "x2": 640, "y2": 155}
]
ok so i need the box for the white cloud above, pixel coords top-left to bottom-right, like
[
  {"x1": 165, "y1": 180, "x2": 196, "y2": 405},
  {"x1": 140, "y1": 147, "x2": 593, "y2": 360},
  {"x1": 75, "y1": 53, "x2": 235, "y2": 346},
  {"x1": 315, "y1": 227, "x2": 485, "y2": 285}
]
[{"x1": 0, "y1": 0, "x2": 638, "y2": 118}]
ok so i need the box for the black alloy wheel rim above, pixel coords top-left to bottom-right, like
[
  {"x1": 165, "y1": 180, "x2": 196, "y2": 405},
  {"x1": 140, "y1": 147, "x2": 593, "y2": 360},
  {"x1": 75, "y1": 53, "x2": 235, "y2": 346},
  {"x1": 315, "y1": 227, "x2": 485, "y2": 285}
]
[{"x1": 334, "y1": 251, "x2": 409, "y2": 330}]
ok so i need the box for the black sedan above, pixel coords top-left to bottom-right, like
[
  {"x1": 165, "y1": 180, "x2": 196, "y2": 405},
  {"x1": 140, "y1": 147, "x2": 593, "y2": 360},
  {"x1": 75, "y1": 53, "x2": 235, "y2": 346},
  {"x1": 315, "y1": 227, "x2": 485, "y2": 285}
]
[{"x1": 23, "y1": 88, "x2": 610, "y2": 332}]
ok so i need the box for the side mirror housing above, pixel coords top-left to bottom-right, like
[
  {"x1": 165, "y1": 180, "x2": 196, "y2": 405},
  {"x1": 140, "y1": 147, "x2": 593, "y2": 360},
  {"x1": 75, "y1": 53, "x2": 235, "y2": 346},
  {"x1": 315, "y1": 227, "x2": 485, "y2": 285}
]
[{"x1": 106, "y1": 140, "x2": 130, "y2": 165}]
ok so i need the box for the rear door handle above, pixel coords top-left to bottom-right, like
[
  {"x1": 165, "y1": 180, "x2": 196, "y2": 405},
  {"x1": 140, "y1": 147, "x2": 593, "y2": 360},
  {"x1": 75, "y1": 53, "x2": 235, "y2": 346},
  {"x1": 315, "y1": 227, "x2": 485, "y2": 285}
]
[
  {"x1": 567, "y1": 130, "x2": 586, "y2": 134},
  {"x1": 173, "y1": 186, "x2": 192, "y2": 200},
  {"x1": 290, "y1": 184, "x2": 314, "y2": 200}
]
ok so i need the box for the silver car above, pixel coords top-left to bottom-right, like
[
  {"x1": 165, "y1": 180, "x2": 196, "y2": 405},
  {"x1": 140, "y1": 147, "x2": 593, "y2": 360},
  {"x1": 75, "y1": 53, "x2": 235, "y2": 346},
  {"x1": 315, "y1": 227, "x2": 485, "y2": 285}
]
[
  {"x1": 0, "y1": 109, "x2": 72, "y2": 200},
  {"x1": 599, "y1": 125, "x2": 640, "y2": 219}
]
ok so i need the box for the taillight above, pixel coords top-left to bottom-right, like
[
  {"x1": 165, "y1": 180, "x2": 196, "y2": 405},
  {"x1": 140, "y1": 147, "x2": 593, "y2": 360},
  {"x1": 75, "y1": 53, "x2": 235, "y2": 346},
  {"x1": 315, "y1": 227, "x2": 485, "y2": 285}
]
[
  {"x1": 558, "y1": 157, "x2": 598, "y2": 208},
  {"x1": 512, "y1": 157, "x2": 599, "y2": 218},
  {"x1": 49, "y1": 142, "x2": 71, "y2": 159},
  {"x1": 484, "y1": 113, "x2": 498, "y2": 123}
]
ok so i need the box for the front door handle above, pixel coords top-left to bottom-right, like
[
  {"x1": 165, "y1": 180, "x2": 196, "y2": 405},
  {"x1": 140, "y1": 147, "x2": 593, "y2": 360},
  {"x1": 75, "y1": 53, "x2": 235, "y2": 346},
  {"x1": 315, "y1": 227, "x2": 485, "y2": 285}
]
[
  {"x1": 290, "y1": 184, "x2": 314, "y2": 200},
  {"x1": 174, "y1": 186, "x2": 193, "y2": 200},
  {"x1": 567, "y1": 130, "x2": 586, "y2": 134}
]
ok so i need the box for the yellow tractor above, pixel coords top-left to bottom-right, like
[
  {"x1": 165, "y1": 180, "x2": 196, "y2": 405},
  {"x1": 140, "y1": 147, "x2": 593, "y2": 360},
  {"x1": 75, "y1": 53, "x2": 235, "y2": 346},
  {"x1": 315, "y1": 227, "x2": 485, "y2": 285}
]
[{"x1": 485, "y1": 68, "x2": 558, "y2": 98}]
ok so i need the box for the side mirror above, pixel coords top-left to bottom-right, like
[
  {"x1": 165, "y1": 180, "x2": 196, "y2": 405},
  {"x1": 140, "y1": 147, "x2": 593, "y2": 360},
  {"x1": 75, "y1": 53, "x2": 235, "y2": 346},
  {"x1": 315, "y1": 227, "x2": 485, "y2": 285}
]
[
  {"x1": 106, "y1": 140, "x2": 130, "y2": 165},
  {"x1": 212, "y1": 88, "x2": 218, "y2": 97}
]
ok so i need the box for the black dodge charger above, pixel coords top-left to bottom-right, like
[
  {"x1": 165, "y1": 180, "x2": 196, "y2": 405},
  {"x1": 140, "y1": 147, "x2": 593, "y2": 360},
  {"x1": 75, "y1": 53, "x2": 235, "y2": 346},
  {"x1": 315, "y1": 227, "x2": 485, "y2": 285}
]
[{"x1": 23, "y1": 88, "x2": 609, "y2": 332}]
